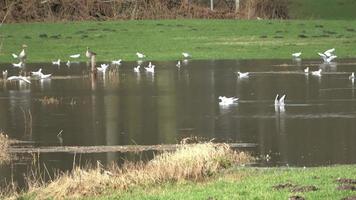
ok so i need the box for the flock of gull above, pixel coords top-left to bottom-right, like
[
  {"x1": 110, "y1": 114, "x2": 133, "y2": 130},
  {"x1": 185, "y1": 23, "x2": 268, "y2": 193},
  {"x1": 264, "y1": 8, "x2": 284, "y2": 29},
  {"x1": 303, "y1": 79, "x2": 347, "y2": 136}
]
[
  {"x1": 4, "y1": 45, "x2": 355, "y2": 111},
  {"x1": 5, "y1": 45, "x2": 192, "y2": 84},
  {"x1": 218, "y1": 47, "x2": 356, "y2": 111}
]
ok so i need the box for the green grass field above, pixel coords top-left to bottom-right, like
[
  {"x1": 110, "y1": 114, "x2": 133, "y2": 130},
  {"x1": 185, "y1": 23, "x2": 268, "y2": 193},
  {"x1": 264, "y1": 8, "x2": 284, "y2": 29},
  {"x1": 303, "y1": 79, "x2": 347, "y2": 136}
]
[
  {"x1": 100, "y1": 166, "x2": 356, "y2": 200},
  {"x1": 1, "y1": 19, "x2": 356, "y2": 63},
  {"x1": 289, "y1": 0, "x2": 356, "y2": 19}
]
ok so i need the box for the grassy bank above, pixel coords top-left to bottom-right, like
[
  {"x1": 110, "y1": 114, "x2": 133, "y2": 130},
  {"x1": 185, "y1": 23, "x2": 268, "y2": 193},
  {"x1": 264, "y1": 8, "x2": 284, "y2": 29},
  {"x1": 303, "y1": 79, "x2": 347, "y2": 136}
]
[
  {"x1": 98, "y1": 165, "x2": 356, "y2": 200},
  {"x1": 18, "y1": 165, "x2": 356, "y2": 200},
  {"x1": 1, "y1": 19, "x2": 356, "y2": 63},
  {"x1": 2, "y1": 141, "x2": 355, "y2": 199}
]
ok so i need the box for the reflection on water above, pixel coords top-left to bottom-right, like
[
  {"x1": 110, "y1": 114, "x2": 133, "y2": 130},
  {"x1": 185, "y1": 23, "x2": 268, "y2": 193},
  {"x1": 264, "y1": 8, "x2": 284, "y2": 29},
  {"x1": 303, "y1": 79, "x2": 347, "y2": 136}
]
[{"x1": 1, "y1": 59, "x2": 356, "y2": 186}]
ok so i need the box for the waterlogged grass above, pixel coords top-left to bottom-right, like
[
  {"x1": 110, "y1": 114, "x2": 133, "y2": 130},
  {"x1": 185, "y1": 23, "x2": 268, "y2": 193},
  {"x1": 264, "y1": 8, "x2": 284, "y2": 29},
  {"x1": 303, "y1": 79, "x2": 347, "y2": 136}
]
[
  {"x1": 1, "y1": 20, "x2": 356, "y2": 63},
  {"x1": 103, "y1": 165, "x2": 356, "y2": 200}
]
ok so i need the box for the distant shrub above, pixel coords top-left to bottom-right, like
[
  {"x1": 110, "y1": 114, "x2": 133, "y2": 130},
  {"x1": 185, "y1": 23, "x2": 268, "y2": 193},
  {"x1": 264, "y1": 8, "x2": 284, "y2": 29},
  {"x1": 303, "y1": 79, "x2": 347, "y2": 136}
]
[
  {"x1": 241, "y1": 0, "x2": 289, "y2": 19},
  {"x1": 0, "y1": 0, "x2": 288, "y2": 22}
]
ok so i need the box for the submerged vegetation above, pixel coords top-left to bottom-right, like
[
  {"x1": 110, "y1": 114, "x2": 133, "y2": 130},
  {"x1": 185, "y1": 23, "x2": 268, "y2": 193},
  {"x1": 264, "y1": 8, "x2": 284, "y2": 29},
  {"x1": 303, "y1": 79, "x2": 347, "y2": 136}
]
[
  {"x1": 37, "y1": 96, "x2": 61, "y2": 105},
  {"x1": 0, "y1": 133, "x2": 10, "y2": 164},
  {"x1": 8, "y1": 142, "x2": 251, "y2": 199}
]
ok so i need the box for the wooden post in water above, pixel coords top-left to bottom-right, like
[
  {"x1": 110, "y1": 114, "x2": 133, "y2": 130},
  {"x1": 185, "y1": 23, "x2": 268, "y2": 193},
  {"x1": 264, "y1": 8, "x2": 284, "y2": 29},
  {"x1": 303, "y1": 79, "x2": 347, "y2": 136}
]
[
  {"x1": 235, "y1": 0, "x2": 240, "y2": 13},
  {"x1": 91, "y1": 55, "x2": 97, "y2": 78},
  {"x1": 91, "y1": 55, "x2": 96, "y2": 72}
]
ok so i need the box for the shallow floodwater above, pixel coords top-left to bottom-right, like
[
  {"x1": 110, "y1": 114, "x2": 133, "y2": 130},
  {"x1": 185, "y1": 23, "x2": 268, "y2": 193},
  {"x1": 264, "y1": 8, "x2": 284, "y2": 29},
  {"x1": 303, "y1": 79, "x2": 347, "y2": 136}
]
[{"x1": 1, "y1": 59, "x2": 356, "y2": 187}]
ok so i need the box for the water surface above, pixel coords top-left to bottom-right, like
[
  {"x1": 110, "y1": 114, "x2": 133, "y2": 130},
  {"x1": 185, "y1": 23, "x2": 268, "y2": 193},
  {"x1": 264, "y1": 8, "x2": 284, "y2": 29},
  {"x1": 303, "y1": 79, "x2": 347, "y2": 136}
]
[{"x1": 1, "y1": 59, "x2": 356, "y2": 187}]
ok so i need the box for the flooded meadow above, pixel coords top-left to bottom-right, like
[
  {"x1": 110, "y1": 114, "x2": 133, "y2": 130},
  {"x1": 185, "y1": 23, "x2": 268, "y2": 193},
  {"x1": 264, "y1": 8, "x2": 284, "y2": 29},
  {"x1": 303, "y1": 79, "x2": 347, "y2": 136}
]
[{"x1": 1, "y1": 58, "x2": 356, "y2": 188}]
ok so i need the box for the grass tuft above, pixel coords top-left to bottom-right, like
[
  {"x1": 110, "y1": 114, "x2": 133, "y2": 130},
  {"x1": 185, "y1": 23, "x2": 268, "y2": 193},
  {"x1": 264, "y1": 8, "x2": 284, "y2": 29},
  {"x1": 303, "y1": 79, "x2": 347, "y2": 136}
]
[
  {"x1": 38, "y1": 96, "x2": 61, "y2": 105},
  {"x1": 0, "y1": 133, "x2": 10, "y2": 164}
]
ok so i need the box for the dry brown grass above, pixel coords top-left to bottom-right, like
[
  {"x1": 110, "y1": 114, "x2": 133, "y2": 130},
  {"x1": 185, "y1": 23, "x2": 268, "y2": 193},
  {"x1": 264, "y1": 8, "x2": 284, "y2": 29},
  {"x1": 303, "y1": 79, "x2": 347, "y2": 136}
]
[
  {"x1": 26, "y1": 142, "x2": 252, "y2": 199},
  {"x1": 0, "y1": 0, "x2": 234, "y2": 22},
  {"x1": 240, "y1": 0, "x2": 289, "y2": 19},
  {"x1": 38, "y1": 96, "x2": 61, "y2": 105},
  {"x1": 0, "y1": 133, "x2": 10, "y2": 164},
  {"x1": 0, "y1": 0, "x2": 288, "y2": 22}
]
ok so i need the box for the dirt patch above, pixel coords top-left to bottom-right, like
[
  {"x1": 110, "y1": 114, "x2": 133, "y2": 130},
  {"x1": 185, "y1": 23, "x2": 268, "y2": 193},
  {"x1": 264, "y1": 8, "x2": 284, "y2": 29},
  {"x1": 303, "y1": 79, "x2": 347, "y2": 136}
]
[
  {"x1": 342, "y1": 196, "x2": 356, "y2": 200},
  {"x1": 273, "y1": 183, "x2": 296, "y2": 190},
  {"x1": 337, "y1": 184, "x2": 356, "y2": 191},
  {"x1": 336, "y1": 178, "x2": 356, "y2": 185},
  {"x1": 291, "y1": 185, "x2": 318, "y2": 192},
  {"x1": 289, "y1": 195, "x2": 305, "y2": 200},
  {"x1": 336, "y1": 178, "x2": 356, "y2": 191},
  {"x1": 273, "y1": 183, "x2": 318, "y2": 193}
]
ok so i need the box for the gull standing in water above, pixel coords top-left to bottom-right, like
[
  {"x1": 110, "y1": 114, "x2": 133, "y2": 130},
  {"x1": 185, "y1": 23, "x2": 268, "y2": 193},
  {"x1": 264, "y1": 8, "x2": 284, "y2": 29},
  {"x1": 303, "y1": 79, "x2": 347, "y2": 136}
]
[
  {"x1": 349, "y1": 72, "x2": 355, "y2": 85},
  {"x1": 7, "y1": 75, "x2": 31, "y2": 84},
  {"x1": 57, "y1": 130, "x2": 63, "y2": 145},
  {"x1": 176, "y1": 61, "x2": 181, "y2": 68},
  {"x1": 52, "y1": 59, "x2": 61, "y2": 66},
  {"x1": 2, "y1": 70, "x2": 8, "y2": 80},
  {"x1": 66, "y1": 60, "x2": 71, "y2": 67},
  {"x1": 304, "y1": 67, "x2": 309, "y2": 74},
  {"x1": 237, "y1": 71, "x2": 249, "y2": 78},
  {"x1": 97, "y1": 64, "x2": 109, "y2": 73},
  {"x1": 218, "y1": 96, "x2": 238, "y2": 106},
  {"x1": 311, "y1": 69, "x2": 322, "y2": 76},
  {"x1": 274, "y1": 94, "x2": 286, "y2": 112},
  {"x1": 38, "y1": 72, "x2": 52, "y2": 79},
  {"x1": 134, "y1": 65, "x2": 140, "y2": 73},
  {"x1": 12, "y1": 61, "x2": 24, "y2": 68},
  {"x1": 112, "y1": 59, "x2": 122, "y2": 65},
  {"x1": 145, "y1": 63, "x2": 155, "y2": 73},
  {"x1": 274, "y1": 94, "x2": 286, "y2": 106},
  {"x1": 31, "y1": 68, "x2": 43, "y2": 76}
]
